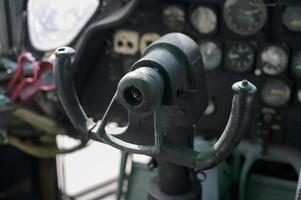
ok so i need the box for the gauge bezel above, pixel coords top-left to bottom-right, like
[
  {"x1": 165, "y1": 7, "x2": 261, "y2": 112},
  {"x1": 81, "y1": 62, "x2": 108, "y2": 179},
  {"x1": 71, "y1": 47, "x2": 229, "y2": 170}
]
[
  {"x1": 282, "y1": 6, "x2": 301, "y2": 33},
  {"x1": 188, "y1": 4, "x2": 218, "y2": 37},
  {"x1": 223, "y1": 0, "x2": 268, "y2": 37},
  {"x1": 198, "y1": 40, "x2": 223, "y2": 72},
  {"x1": 290, "y1": 50, "x2": 301, "y2": 79},
  {"x1": 161, "y1": 4, "x2": 186, "y2": 32},
  {"x1": 295, "y1": 82, "x2": 301, "y2": 105},
  {"x1": 271, "y1": 2, "x2": 301, "y2": 47},
  {"x1": 187, "y1": 4, "x2": 220, "y2": 36},
  {"x1": 224, "y1": 41, "x2": 256, "y2": 73},
  {"x1": 260, "y1": 79, "x2": 292, "y2": 107},
  {"x1": 258, "y1": 44, "x2": 290, "y2": 76}
]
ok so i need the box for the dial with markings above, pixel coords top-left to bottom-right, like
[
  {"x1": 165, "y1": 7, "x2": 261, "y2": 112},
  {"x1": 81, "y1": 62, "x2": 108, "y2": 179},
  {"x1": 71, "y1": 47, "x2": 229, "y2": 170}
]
[
  {"x1": 291, "y1": 51, "x2": 301, "y2": 78},
  {"x1": 225, "y1": 43, "x2": 254, "y2": 73},
  {"x1": 223, "y1": 0, "x2": 267, "y2": 36},
  {"x1": 261, "y1": 80, "x2": 291, "y2": 107},
  {"x1": 190, "y1": 6, "x2": 217, "y2": 34},
  {"x1": 162, "y1": 5, "x2": 185, "y2": 31},
  {"x1": 261, "y1": 45, "x2": 288, "y2": 76},
  {"x1": 283, "y1": 7, "x2": 301, "y2": 32},
  {"x1": 199, "y1": 41, "x2": 222, "y2": 70}
]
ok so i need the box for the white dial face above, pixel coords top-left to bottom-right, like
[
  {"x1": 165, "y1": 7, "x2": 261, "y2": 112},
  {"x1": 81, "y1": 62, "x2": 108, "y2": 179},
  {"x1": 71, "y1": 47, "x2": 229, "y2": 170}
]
[
  {"x1": 199, "y1": 41, "x2": 222, "y2": 70},
  {"x1": 261, "y1": 46, "x2": 288, "y2": 76},
  {"x1": 28, "y1": 0, "x2": 99, "y2": 51},
  {"x1": 262, "y1": 80, "x2": 291, "y2": 107},
  {"x1": 190, "y1": 7, "x2": 217, "y2": 34}
]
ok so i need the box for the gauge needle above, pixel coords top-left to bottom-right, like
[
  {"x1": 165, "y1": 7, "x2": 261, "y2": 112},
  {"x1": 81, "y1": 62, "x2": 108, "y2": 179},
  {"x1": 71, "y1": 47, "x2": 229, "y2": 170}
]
[
  {"x1": 246, "y1": 9, "x2": 259, "y2": 15},
  {"x1": 270, "y1": 89, "x2": 287, "y2": 96},
  {"x1": 229, "y1": 54, "x2": 239, "y2": 59}
]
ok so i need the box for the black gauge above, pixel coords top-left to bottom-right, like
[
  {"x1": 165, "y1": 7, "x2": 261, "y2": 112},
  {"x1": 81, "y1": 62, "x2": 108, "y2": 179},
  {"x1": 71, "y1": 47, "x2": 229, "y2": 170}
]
[
  {"x1": 283, "y1": 7, "x2": 301, "y2": 32},
  {"x1": 199, "y1": 41, "x2": 222, "y2": 70},
  {"x1": 260, "y1": 45, "x2": 288, "y2": 76},
  {"x1": 190, "y1": 6, "x2": 217, "y2": 34},
  {"x1": 292, "y1": 51, "x2": 301, "y2": 78},
  {"x1": 223, "y1": 0, "x2": 267, "y2": 36},
  {"x1": 261, "y1": 80, "x2": 291, "y2": 107},
  {"x1": 162, "y1": 5, "x2": 185, "y2": 31},
  {"x1": 225, "y1": 43, "x2": 254, "y2": 73}
]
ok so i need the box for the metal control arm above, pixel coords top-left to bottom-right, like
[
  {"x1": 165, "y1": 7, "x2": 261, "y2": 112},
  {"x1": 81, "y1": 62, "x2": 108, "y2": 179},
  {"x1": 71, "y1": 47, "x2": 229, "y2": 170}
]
[{"x1": 54, "y1": 33, "x2": 256, "y2": 170}]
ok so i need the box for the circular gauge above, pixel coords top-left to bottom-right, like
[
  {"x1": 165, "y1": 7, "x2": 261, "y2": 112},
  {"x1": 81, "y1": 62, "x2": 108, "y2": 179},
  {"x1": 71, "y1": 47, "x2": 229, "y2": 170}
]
[
  {"x1": 261, "y1": 79, "x2": 291, "y2": 107},
  {"x1": 292, "y1": 51, "x2": 301, "y2": 78},
  {"x1": 261, "y1": 45, "x2": 288, "y2": 76},
  {"x1": 283, "y1": 7, "x2": 301, "y2": 32},
  {"x1": 223, "y1": 0, "x2": 267, "y2": 36},
  {"x1": 190, "y1": 6, "x2": 217, "y2": 34},
  {"x1": 162, "y1": 5, "x2": 185, "y2": 31},
  {"x1": 225, "y1": 43, "x2": 254, "y2": 73},
  {"x1": 199, "y1": 41, "x2": 222, "y2": 70}
]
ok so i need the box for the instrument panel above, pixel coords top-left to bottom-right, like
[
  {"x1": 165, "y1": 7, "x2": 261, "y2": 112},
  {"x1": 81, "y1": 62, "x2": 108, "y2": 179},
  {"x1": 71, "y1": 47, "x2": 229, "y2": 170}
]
[{"x1": 80, "y1": 0, "x2": 301, "y2": 149}]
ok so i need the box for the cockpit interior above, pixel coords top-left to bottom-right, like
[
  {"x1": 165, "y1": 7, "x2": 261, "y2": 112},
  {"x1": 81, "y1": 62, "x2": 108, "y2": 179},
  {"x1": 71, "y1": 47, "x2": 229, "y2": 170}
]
[{"x1": 0, "y1": 0, "x2": 301, "y2": 200}]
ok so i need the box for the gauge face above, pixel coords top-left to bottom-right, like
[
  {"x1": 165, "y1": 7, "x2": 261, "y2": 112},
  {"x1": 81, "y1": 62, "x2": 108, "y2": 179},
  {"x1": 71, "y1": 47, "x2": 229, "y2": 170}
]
[
  {"x1": 225, "y1": 43, "x2": 254, "y2": 73},
  {"x1": 162, "y1": 5, "x2": 185, "y2": 31},
  {"x1": 292, "y1": 51, "x2": 301, "y2": 78},
  {"x1": 261, "y1": 80, "x2": 291, "y2": 107},
  {"x1": 223, "y1": 0, "x2": 267, "y2": 36},
  {"x1": 283, "y1": 7, "x2": 301, "y2": 32},
  {"x1": 199, "y1": 41, "x2": 222, "y2": 70},
  {"x1": 261, "y1": 46, "x2": 288, "y2": 76},
  {"x1": 190, "y1": 7, "x2": 217, "y2": 34}
]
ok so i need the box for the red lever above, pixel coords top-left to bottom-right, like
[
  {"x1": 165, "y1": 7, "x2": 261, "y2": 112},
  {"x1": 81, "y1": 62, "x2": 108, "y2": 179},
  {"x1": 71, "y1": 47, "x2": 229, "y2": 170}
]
[
  {"x1": 6, "y1": 53, "x2": 55, "y2": 102},
  {"x1": 19, "y1": 61, "x2": 55, "y2": 101}
]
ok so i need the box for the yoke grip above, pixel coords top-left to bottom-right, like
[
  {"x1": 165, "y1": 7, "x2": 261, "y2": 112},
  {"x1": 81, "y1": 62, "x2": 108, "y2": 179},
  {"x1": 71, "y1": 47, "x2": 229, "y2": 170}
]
[{"x1": 54, "y1": 47, "x2": 96, "y2": 140}]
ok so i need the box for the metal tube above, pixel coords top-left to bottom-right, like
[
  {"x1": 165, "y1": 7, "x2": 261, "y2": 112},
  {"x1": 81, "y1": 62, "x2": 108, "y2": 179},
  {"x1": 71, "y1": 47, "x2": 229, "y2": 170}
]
[
  {"x1": 54, "y1": 47, "x2": 95, "y2": 139},
  {"x1": 158, "y1": 126, "x2": 194, "y2": 195}
]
